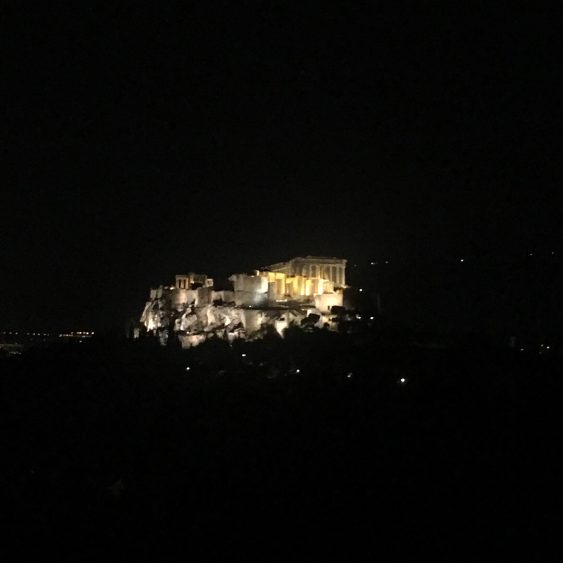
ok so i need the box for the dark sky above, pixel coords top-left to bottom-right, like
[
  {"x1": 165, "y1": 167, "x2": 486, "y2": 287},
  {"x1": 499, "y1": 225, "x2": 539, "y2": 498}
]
[{"x1": 3, "y1": 3, "x2": 561, "y2": 331}]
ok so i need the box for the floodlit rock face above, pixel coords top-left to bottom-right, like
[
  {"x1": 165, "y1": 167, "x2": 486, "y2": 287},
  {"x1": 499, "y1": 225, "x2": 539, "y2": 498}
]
[{"x1": 139, "y1": 257, "x2": 346, "y2": 347}]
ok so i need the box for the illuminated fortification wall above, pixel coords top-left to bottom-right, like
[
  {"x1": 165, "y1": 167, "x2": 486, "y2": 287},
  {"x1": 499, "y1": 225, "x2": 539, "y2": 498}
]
[{"x1": 140, "y1": 256, "x2": 347, "y2": 347}]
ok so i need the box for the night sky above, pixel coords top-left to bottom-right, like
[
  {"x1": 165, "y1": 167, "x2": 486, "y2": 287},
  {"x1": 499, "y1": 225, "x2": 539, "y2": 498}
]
[{"x1": 3, "y1": 3, "x2": 561, "y2": 332}]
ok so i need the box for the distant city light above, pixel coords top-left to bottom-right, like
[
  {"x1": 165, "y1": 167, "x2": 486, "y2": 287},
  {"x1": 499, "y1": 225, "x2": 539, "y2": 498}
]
[
  {"x1": 359, "y1": 288, "x2": 363, "y2": 292},
  {"x1": 185, "y1": 366, "x2": 191, "y2": 371},
  {"x1": 369, "y1": 316, "x2": 374, "y2": 320},
  {"x1": 460, "y1": 258, "x2": 464, "y2": 263},
  {"x1": 346, "y1": 372, "x2": 353, "y2": 379},
  {"x1": 241, "y1": 353, "x2": 246, "y2": 357},
  {"x1": 295, "y1": 369, "x2": 300, "y2": 374},
  {"x1": 385, "y1": 260, "x2": 389, "y2": 264},
  {"x1": 399, "y1": 377, "x2": 407, "y2": 385}
]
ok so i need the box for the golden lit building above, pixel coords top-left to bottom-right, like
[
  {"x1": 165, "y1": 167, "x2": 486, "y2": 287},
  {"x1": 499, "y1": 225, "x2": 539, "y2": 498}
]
[
  {"x1": 229, "y1": 256, "x2": 347, "y2": 313},
  {"x1": 140, "y1": 256, "x2": 347, "y2": 346}
]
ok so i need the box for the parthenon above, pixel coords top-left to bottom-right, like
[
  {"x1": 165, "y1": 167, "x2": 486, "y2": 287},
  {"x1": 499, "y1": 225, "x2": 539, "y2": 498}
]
[{"x1": 267, "y1": 256, "x2": 346, "y2": 288}]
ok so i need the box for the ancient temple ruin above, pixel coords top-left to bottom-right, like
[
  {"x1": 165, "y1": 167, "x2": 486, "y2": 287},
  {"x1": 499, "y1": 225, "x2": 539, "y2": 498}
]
[{"x1": 139, "y1": 256, "x2": 347, "y2": 347}]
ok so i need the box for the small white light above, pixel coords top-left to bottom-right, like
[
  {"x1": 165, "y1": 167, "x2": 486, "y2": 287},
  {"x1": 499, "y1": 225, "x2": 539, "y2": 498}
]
[
  {"x1": 359, "y1": 288, "x2": 363, "y2": 292},
  {"x1": 185, "y1": 366, "x2": 191, "y2": 371},
  {"x1": 385, "y1": 260, "x2": 389, "y2": 264},
  {"x1": 520, "y1": 348, "x2": 525, "y2": 352},
  {"x1": 369, "y1": 316, "x2": 374, "y2": 320},
  {"x1": 241, "y1": 353, "x2": 246, "y2": 357},
  {"x1": 295, "y1": 369, "x2": 300, "y2": 374},
  {"x1": 400, "y1": 377, "x2": 406, "y2": 384},
  {"x1": 346, "y1": 372, "x2": 353, "y2": 379},
  {"x1": 370, "y1": 261, "x2": 376, "y2": 266},
  {"x1": 546, "y1": 346, "x2": 550, "y2": 350},
  {"x1": 460, "y1": 258, "x2": 464, "y2": 263}
]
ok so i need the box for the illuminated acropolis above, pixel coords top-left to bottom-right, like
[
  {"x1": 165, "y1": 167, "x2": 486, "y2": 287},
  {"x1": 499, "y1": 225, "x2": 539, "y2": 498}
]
[{"x1": 140, "y1": 256, "x2": 347, "y2": 347}]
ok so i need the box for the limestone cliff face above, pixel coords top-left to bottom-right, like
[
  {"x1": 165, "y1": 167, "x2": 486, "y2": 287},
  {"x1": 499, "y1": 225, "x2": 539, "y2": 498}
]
[{"x1": 140, "y1": 287, "x2": 316, "y2": 347}]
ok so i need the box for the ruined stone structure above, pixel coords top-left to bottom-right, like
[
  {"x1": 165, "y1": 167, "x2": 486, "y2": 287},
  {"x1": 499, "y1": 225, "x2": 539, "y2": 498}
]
[
  {"x1": 267, "y1": 256, "x2": 346, "y2": 288},
  {"x1": 140, "y1": 256, "x2": 347, "y2": 347}
]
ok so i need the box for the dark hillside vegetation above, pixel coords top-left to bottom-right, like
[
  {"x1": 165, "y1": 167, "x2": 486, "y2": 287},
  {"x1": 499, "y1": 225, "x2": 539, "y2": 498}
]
[{"x1": 1, "y1": 334, "x2": 561, "y2": 560}]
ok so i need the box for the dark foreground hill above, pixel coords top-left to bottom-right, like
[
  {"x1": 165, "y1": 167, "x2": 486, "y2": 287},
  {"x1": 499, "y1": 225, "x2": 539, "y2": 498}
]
[{"x1": 1, "y1": 333, "x2": 561, "y2": 561}]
